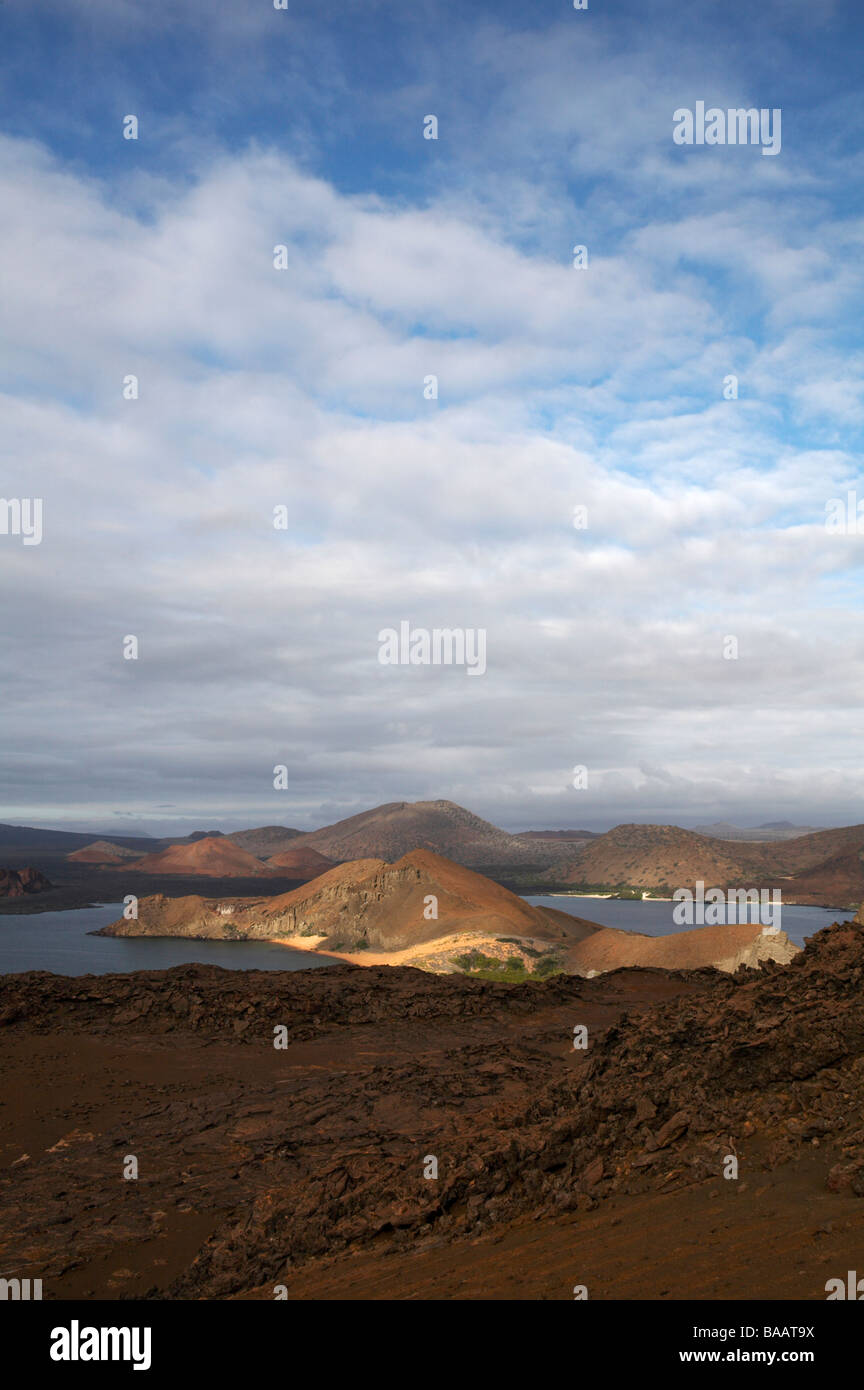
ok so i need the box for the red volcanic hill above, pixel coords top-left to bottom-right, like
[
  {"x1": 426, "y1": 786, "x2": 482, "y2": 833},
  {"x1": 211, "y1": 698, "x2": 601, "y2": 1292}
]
[
  {"x1": 264, "y1": 847, "x2": 336, "y2": 880},
  {"x1": 102, "y1": 849, "x2": 602, "y2": 951},
  {"x1": 67, "y1": 840, "x2": 144, "y2": 865},
  {"x1": 128, "y1": 836, "x2": 278, "y2": 878}
]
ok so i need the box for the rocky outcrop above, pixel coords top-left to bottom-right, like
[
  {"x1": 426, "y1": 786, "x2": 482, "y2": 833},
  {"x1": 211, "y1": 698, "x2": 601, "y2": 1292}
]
[{"x1": 0, "y1": 867, "x2": 53, "y2": 898}]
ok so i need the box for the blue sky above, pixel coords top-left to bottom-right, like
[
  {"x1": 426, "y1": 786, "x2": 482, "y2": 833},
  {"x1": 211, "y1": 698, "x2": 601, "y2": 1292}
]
[{"x1": 1, "y1": 0, "x2": 863, "y2": 835}]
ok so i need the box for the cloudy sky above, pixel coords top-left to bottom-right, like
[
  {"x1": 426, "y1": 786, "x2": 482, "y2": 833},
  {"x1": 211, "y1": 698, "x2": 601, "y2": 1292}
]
[{"x1": 1, "y1": 0, "x2": 863, "y2": 836}]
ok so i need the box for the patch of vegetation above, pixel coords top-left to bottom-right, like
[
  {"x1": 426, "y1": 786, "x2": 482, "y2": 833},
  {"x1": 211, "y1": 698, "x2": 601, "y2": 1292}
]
[
  {"x1": 451, "y1": 948, "x2": 565, "y2": 984},
  {"x1": 532, "y1": 953, "x2": 563, "y2": 978},
  {"x1": 451, "y1": 949, "x2": 500, "y2": 972}
]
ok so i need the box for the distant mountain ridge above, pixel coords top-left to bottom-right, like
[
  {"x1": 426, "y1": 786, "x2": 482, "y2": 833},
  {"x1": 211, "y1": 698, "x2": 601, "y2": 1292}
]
[
  {"x1": 515, "y1": 829, "x2": 601, "y2": 840},
  {"x1": 3, "y1": 803, "x2": 863, "y2": 906},
  {"x1": 693, "y1": 820, "x2": 824, "y2": 842},
  {"x1": 0, "y1": 823, "x2": 160, "y2": 853}
]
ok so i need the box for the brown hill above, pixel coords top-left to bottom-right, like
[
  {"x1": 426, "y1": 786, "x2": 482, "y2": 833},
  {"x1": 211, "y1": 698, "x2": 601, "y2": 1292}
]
[
  {"x1": 718, "y1": 826, "x2": 864, "y2": 906},
  {"x1": 565, "y1": 921, "x2": 797, "y2": 974},
  {"x1": 746, "y1": 823, "x2": 864, "y2": 876},
  {"x1": 545, "y1": 822, "x2": 864, "y2": 907},
  {"x1": 67, "y1": 840, "x2": 144, "y2": 865},
  {"x1": 288, "y1": 800, "x2": 572, "y2": 869},
  {"x1": 127, "y1": 836, "x2": 278, "y2": 878},
  {"x1": 547, "y1": 823, "x2": 753, "y2": 891},
  {"x1": 264, "y1": 847, "x2": 336, "y2": 880},
  {"x1": 693, "y1": 820, "x2": 823, "y2": 842},
  {"x1": 100, "y1": 849, "x2": 595, "y2": 951},
  {"x1": 776, "y1": 847, "x2": 864, "y2": 908},
  {"x1": 225, "y1": 826, "x2": 303, "y2": 857}
]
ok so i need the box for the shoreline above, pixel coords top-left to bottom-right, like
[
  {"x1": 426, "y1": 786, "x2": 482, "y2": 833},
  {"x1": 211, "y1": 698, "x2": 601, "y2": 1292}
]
[
  {"x1": 268, "y1": 930, "x2": 549, "y2": 971},
  {"x1": 538, "y1": 892, "x2": 674, "y2": 902}
]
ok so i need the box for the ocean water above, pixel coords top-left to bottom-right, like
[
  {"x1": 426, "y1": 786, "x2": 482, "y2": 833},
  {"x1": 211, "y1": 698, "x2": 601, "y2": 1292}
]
[
  {"x1": 523, "y1": 894, "x2": 850, "y2": 950},
  {"x1": 0, "y1": 903, "x2": 334, "y2": 976}
]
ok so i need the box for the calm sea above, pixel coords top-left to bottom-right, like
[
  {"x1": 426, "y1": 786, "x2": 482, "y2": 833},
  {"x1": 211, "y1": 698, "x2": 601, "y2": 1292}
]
[
  {"x1": 524, "y1": 894, "x2": 849, "y2": 949},
  {"x1": 0, "y1": 895, "x2": 851, "y2": 975},
  {"x1": 0, "y1": 903, "x2": 333, "y2": 976}
]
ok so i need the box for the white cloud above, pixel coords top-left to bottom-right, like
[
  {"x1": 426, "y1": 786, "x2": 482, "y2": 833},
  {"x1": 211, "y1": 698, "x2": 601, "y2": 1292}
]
[{"x1": 1, "y1": 73, "x2": 862, "y2": 833}]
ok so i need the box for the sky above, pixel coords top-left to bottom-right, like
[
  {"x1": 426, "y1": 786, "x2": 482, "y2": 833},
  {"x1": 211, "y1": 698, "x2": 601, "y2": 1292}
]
[{"x1": 1, "y1": 0, "x2": 863, "y2": 837}]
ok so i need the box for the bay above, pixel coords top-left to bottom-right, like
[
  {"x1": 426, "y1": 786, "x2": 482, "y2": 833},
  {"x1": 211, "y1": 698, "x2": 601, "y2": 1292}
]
[{"x1": 523, "y1": 894, "x2": 849, "y2": 949}]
